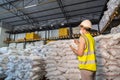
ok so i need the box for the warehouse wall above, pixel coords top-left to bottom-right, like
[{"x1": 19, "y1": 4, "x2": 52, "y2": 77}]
[
  {"x1": 0, "y1": 21, "x2": 12, "y2": 47},
  {"x1": 0, "y1": 27, "x2": 1, "y2": 33},
  {"x1": 0, "y1": 27, "x2": 9, "y2": 47},
  {"x1": 15, "y1": 33, "x2": 26, "y2": 40},
  {"x1": 10, "y1": 35, "x2": 14, "y2": 40},
  {"x1": 50, "y1": 29, "x2": 59, "y2": 38},
  {"x1": 38, "y1": 30, "x2": 59, "y2": 38},
  {"x1": 38, "y1": 31, "x2": 46, "y2": 38}
]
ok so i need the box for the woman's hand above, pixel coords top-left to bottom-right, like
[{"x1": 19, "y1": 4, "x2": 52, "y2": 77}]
[
  {"x1": 69, "y1": 45, "x2": 77, "y2": 54},
  {"x1": 69, "y1": 45, "x2": 74, "y2": 50},
  {"x1": 74, "y1": 39, "x2": 79, "y2": 45}
]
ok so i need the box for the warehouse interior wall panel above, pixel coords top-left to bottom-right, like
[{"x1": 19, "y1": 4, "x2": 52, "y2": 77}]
[
  {"x1": 50, "y1": 29, "x2": 59, "y2": 38},
  {"x1": 10, "y1": 34, "x2": 14, "y2": 40},
  {"x1": 15, "y1": 33, "x2": 26, "y2": 40},
  {"x1": 38, "y1": 31, "x2": 46, "y2": 39},
  {"x1": 0, "y1": 27, "x2": 9, "y2": 47}
]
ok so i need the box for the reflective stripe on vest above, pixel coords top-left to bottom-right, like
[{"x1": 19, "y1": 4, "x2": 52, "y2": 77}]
[{"x1": 78, "y1": 33, "x2": 96, "y2": 71}]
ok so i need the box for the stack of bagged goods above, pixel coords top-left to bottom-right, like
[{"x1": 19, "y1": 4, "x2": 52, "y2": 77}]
[
  {"x1": 34, "y1": 41, "x2": 44, "y2": 46},
  {"x1": 111, "y1": 24, "x2": 120, "y2": 34},
  {"x1": 107, "y1": 0, "x2": 120, "y2": 14},
  {"x1": 29, "y1": 43, "x2": 46, "y2": 57},
  {"x1": 0, "y1": 47, "x2": 9, "y2": 78},
  {"x1": 9, "y1": 43, "x2": 16, "y2": 49},
  {"x1": 99, "y1": 0, "x2": 120, "y2": 31},
  {"x1": 0, "y1": 47, "x2": 8, "y2": 54},
  {"x1": 44, "y1": 40, "x2": 81, "y2": 80},
  {"x1": 4, "y1": 43, "x2": 46, "y2": 80},
  {"x1": 5, "y1": 55, "x2": 45, "y2": 80},
  {"x1": 16, "y1": 43, "x2": 24, "y2": 50},
  {"x1": 95, "y1": 32, "x2": 120, "y2": 79},
  {"x1": 0, "y1": 54, "x2": 8, "y2": 78}
]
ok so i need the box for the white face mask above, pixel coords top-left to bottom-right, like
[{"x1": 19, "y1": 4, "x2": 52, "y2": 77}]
[{"x1": 79, "y1": 30, "x2": 83, "y2": 34}]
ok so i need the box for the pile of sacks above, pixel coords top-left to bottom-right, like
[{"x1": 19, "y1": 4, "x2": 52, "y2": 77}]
[
  {"x1": 44, "y1": 25, "x2": 120, "y2": 80},
  {"x1": 44, "y1": 40, "x2": 81, "y2": 80},
  {"x1": 0, "y1": 47, "x2": 8, "y2": 54},
  {"x1": 5, "y1": 55, "x2": 45, "y2": 80},
  {"x1": 107, "y1": 0, "x2": 120, "y2": 12},
  {"x1": 99, "y1": 0, "x2": 120, "y2": 31},
  {"x1": 0, "y1": 43, "x2": 46, "y2": 80},
  {"x1": 95, "y1": 32, "x2": 120, "y2": 80},
  {"x1": 111, "y1": 24, "x2": 120, "y2": 34},
  {"x1": 0, "y1": 54, "x2": 8, "y2": 78},
  {"x1": 0, "y1": 47, "x2": 9, "y2": 78}
]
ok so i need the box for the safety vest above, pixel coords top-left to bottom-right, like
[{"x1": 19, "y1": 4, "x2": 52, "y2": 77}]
[{"x1": 78, "y1": 33, "x2": 96, "y2": 71}]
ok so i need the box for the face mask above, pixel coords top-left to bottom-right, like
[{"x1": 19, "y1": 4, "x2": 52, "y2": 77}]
[{"x1": 80, "y1": 30, "x2": 83, "y2": 34}]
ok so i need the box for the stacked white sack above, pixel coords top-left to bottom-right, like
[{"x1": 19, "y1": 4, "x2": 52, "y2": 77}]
[
  {"x1": 99, "y1": 0, "x2": 120, "y2": 31},
  {"x1": 16, "y1": 43, "x2": 24, "y2": 50},
  {"x1": 0, "y1": 47, "x2": 8, "y2": 54},
  {"x1": 5, "y1": 44, "x2": 46, "y2": 80},
  {"x1": 24, "y1": 42, "x2": 45, "y2": 57},
  {"x1": 95, "y1": 33, "x2": 120, "y2": 80},
  {"x1": 9, "y1": 43, "x2": 16, "y2": 49},
  {"x1": 0, "y1": 54, "x2": 8, "y2": 78},
  {"x1": 111, "y1": 24, "x2": 120, "y2": 34},
  {"x1": 44, "y1": 40, "x2": 81, "y2": 80},
  {"x1": 107, "y1": 0, "x2": 120, "y2": 11},
  {"x1": 5, "y1": 55, "x2": 45, "y2": 80}
]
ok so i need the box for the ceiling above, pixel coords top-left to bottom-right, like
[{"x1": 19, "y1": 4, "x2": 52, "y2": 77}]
[{"x1": 0, "y1": 0, "x2": 108, "y2": 33}]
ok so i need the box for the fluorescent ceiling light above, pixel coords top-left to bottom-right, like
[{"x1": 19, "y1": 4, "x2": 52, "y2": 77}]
[
  {"x1": 51, "y1": 24, "x2": 53, "y2": 27},
  {"x1": 61, "y1": 23, "x2": 64, "y2": 26},
  {"x1": 24, "y1": 4, "x2": 37, "y2": 9}
]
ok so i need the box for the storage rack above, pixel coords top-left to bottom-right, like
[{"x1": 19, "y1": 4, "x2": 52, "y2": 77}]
[{"x1": 4, "y1": 28, "x2": 98, "y2": 48}]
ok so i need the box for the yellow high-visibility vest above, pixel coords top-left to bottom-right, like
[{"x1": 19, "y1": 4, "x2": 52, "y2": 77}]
[{"x1": 78, "y1": 33, "x2": 96, "y2": 71}]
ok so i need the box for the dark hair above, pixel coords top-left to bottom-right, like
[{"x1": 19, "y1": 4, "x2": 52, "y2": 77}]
[
  {"x1": 80, "y1": 25, "x2": 91, "y2": 32},
  {"x1": 84, "y1": 28, "x2": 91, "y2": 32}
]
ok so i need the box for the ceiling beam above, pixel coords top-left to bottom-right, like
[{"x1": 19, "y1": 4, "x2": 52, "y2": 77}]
[
  {"x1": 1, "y1": 0, "x2": 39, "y2": 26},
  {"x1": 99, "y1": 0, "x2": 109, "y2": 21},
  {"x1": 12, "y1": 11, "x2": 101, "y2": 26},
  {"x1": 0, "y1": 0, "x2": 22, "y2": 6},
  {"x1": 0, "y1": 0, "x2": 100, "y2": 20},
  {"x1": 56, "y1": 0, "x2": 69, "y2": 22},
  {"x1": 6, "y1": 5, "x2": 103, "y2": 23},
  {"x1": 6, "y1": 19, "x2": 99, "y2": 34}
]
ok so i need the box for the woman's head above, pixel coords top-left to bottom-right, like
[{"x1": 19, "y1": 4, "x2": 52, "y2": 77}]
[{"x1": 79, "y1": 20, "x2": 92, "y2": 34}]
